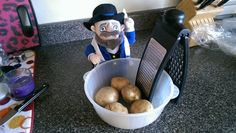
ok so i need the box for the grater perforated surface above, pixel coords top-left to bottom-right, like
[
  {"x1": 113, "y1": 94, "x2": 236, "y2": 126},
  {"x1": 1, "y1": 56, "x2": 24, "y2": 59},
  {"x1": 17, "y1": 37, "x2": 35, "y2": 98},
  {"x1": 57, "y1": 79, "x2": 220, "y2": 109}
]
[{"x1": 136, "y1": 38, "x2": 166, "y2": 98}]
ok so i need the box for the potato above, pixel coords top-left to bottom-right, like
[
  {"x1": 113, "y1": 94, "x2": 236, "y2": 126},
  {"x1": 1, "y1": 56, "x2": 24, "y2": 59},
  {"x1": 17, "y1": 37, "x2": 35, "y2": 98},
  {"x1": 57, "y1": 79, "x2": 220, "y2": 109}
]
[
  {"x1": 130, "y1": 99, "x2": 153, "y2": 113},
  {"x1": 95, "y1": 86, "x2": 119, "y2": 107},
  {"x1": 105, "y1": 102, "x2": 128, "y2": 114},
  {"x1": 111, "y1": 77, "x2": 130, "y2": 91},
  {"x1": 121, "y1": 84, "x2": 141, "y2": 103}
]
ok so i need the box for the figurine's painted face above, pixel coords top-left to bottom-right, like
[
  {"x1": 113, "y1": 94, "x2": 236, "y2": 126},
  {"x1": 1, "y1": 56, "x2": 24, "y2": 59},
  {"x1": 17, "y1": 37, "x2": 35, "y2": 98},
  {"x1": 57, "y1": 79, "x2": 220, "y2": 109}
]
[{"x1": 91, "y1": 19, "x2": 125, "y2": 41}]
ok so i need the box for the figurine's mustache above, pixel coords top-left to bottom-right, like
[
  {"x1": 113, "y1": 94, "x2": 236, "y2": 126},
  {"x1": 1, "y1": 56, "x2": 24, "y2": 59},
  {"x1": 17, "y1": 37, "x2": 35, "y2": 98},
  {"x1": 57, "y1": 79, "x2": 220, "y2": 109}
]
[{"x1": 100, "y1": 30, "x2": 120, "y2": 37}]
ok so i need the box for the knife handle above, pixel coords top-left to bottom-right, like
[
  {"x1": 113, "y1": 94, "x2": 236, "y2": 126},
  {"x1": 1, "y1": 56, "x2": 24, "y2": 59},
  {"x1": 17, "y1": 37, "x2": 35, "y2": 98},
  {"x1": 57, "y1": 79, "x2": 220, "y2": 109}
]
[
  {"x1": 198, "y1": 0, "x2": 215, "y2": 10},
  {"x1": 217, "y1": 0, "x2": 230, "y2": 6},
  {"x1": 194, "y1": 0, "x2": 204, "y2": 5},
  {"x1": 14, "y1": 83, "x2": 49, "y2": 112}
]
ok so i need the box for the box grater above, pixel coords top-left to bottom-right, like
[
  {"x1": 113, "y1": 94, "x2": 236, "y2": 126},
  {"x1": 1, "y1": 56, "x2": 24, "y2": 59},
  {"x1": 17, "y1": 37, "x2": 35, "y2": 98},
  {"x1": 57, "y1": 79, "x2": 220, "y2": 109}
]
[{"x1": 136, "y1": 9, "x2": 191, "y2": 104}]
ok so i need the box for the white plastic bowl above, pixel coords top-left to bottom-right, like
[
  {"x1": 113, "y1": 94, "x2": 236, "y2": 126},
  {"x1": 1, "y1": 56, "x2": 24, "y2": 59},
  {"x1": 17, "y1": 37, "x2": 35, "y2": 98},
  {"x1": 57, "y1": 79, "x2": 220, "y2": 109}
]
[{"x1": 84, "y1": 58, "x2": 179, "y2": 129}]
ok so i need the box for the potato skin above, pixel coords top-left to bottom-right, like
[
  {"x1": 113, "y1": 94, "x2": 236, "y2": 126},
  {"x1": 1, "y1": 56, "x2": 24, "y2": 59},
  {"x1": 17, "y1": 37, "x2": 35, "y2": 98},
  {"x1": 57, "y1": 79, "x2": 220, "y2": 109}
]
[
  {"x1": 121, "y1": 84, "x2": 141, "y2": 103},
  {"x1": 95, "y1": 86, "x2": 119, "y2": 107},
  {"x1": 111, "y1": 77, "x2": 130, "y2": 91},
  {"x1": 105, "y1": 102, "x2": 128, "y2": 114},
  {"x1": 130, "y1": 99, "x2": 153, "y2": 113}
]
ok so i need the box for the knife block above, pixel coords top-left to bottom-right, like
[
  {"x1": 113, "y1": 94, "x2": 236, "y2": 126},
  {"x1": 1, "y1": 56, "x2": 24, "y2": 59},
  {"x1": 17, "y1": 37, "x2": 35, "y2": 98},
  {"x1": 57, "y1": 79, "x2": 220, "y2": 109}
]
[{"x1": 176, "y1": 0, "x2": 223, "y2": 47}]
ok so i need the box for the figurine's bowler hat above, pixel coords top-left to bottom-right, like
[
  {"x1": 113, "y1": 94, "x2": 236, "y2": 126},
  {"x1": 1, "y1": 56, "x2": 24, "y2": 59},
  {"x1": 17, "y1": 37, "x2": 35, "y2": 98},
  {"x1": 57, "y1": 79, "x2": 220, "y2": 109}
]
[{"x1": 84, "y1": 4, "x2": 124, "y2": 31}]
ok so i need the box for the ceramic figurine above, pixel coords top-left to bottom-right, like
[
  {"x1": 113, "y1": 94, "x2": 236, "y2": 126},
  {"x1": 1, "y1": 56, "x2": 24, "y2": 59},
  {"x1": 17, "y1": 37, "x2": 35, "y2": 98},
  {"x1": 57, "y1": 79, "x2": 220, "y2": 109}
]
[{"x1": 84, "y1": 3, "x2": 136, "y2": 65}]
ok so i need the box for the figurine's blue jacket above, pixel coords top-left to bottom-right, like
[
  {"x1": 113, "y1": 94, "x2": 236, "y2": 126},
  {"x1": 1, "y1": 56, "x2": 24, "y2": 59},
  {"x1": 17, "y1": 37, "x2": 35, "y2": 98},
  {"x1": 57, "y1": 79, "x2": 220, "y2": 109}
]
[{"x1": 84, "y1": 31, "x2": 136, "y2": 60}]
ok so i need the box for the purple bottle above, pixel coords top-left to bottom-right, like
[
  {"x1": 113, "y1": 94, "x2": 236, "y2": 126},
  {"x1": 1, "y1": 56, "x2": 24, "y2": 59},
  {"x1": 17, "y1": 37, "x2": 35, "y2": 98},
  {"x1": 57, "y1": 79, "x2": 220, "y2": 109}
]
[{"x1": 6, "y1": 68, "x2": 35, "y2": 100}]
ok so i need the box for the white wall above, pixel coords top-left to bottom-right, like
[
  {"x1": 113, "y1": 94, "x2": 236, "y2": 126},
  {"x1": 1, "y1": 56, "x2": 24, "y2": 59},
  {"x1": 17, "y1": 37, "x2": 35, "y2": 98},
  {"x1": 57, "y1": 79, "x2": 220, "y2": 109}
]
[{"x1": 31, "y1": 0, "x2": 179, "y2": 24}]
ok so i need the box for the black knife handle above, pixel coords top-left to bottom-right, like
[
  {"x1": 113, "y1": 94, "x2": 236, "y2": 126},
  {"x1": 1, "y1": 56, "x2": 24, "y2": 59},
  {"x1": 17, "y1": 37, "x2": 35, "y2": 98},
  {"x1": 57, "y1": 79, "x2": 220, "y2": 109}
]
[
  {"x1": 217, "y1": 0, "x2": 230, "y2": 6},
  {"x1": 15, "y1": 83, "x2": 49, "y2": 112},
  {"x1": 198, "y1": 0, "x2": 215, "y2": 10},
  {"x1": 194, "y1": 0, "x2": 204, "y2": 5}
]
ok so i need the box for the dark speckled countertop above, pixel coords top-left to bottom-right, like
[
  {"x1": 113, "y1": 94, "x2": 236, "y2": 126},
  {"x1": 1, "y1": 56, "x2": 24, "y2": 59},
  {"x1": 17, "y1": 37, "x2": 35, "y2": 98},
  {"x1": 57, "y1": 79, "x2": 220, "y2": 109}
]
[{"x1": 32, "y1": 30, "x2": 236, "y2": 133}]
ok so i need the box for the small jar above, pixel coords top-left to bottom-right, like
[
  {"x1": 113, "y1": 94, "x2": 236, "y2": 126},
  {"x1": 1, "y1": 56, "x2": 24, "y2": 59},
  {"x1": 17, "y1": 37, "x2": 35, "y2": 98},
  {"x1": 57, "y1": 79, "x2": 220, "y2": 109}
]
[{"x1": 5, "y1": 68, "x2": 35, "y2": 100}]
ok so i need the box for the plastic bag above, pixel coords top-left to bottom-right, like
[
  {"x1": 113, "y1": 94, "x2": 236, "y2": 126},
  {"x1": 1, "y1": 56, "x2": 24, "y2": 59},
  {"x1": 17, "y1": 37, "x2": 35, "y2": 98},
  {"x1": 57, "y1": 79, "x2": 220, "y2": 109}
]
[{"x1": 191, "y1": 18, "x2": 236, "y2": 57}]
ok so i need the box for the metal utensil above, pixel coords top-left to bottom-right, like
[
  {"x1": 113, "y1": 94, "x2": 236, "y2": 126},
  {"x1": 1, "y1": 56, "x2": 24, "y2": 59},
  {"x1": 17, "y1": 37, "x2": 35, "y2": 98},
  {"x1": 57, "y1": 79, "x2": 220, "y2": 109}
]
[
  {"x1": 0, "y1": 83, "x2": 49, "y2": 125},
  {"x1": 198, "y1": 0, "x2": 215, "y2": 10}
]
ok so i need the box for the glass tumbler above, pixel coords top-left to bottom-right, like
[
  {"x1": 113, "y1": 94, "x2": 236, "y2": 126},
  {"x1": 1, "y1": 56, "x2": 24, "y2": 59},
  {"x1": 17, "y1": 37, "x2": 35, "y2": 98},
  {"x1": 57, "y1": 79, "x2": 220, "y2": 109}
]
[{"x1": 5, "y1": 68, "x2": 35, "y2": 100}]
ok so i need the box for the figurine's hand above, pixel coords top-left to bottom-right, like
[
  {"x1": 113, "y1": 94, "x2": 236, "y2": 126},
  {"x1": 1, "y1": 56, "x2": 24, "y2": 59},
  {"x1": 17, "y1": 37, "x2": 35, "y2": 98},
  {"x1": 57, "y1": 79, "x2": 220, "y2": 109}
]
[
  {"x1": 89, "y1": 53, "x2": 101, "y2": 65},
  {"x1": 124, "y1": 17, "x2": 135, "y2": 32}
]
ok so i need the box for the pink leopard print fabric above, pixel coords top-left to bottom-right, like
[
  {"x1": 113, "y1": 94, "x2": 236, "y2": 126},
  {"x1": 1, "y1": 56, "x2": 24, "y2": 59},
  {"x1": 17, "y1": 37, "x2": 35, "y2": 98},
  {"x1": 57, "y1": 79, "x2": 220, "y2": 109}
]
[{"x1": 0, "y1": 0, "x2": 39, "y2": 53}]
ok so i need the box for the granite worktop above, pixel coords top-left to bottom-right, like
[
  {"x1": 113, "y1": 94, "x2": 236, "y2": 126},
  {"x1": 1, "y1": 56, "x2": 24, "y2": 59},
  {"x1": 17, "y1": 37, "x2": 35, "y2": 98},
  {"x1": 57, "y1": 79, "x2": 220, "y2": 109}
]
[{"x1": 32, "y1": 30, "x2": 236, "y2": 133}]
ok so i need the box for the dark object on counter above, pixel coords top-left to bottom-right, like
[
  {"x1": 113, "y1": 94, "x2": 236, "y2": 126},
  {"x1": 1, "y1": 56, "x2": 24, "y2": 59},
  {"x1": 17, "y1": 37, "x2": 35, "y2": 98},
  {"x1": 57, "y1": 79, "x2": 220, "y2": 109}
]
[
  {"x1": 0, "y1": 83, "x2": 49, "y2": 126},
  {"x1": 0, "y1": 64, "x2": 21, "y2": 74},
  {"x1": 194, "y1": 0, "x2": 205, "y2": 5},
  {"x1": 197, "y1": 0, "x2": 215, "y2": 10},
  {"x1": 9, "y1": 51, "x2": 27, "y2": 63},
  {"x1": 136, "y1": 9, "x2": 190, "y2": 104},
  {"x1": 164, "y1": 9, "x2": 185, "y2": 24},
  {"x1": 216, "y1": 0, "x2": 230, "y2": 6}
]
